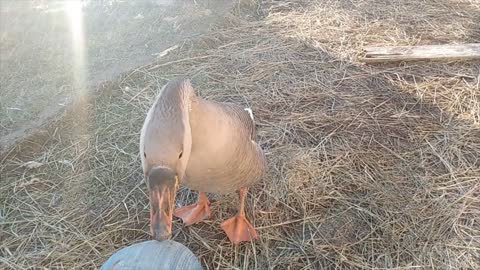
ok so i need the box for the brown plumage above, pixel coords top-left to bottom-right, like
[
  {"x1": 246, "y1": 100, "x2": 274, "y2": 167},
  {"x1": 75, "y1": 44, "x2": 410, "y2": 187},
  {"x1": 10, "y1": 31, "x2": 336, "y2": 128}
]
[{"x1": 140, "y1": 79, "x2": 266, "y2": 244}]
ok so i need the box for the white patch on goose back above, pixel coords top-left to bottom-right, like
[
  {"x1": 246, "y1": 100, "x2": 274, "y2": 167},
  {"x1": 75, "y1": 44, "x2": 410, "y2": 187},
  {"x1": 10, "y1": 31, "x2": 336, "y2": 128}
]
[{"x1": 244, "y1": 107, "x2": 254, "y2": 120}]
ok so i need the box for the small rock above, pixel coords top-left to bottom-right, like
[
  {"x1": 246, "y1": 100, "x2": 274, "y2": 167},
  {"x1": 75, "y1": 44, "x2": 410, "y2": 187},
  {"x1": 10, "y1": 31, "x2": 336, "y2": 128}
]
[
  {"x1": 23, "y1": 161, "x2": 43, "y2": 169},
  {"x1": 58, "y1": 160, "x2": 74, "y2": 170}
]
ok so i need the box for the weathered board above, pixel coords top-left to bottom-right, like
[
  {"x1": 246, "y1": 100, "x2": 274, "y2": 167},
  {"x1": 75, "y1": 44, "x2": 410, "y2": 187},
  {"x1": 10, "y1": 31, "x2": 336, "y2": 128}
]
[{"x1": 360, "y1": 44, "x2": 480, "y2": 63}]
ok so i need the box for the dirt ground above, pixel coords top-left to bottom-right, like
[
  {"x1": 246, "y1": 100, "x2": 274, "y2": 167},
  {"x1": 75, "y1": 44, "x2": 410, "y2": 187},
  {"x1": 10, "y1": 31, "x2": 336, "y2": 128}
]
[
  {"x1": 1, "y1": 0, "x2": 479, "y2": 269},
  {"x1": 0, "y1": 0, "x2": 232, "y2": 153}
]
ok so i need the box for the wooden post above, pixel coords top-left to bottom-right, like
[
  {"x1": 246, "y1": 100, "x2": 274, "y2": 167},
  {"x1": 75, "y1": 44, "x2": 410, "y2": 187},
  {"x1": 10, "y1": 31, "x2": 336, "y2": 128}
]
[{"x1": 359, "y1": 43, "x2": 480, "y2": 63}]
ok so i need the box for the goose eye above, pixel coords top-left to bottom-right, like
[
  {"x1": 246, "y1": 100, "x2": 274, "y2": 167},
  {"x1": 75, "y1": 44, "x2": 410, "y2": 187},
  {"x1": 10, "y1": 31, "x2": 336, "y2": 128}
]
[
  {"x1": 144, "y1": 152, "x2": 147, "y2": 158},
  {"x1": 178, "y1": 151, "x2": 183, "y2": 159}
]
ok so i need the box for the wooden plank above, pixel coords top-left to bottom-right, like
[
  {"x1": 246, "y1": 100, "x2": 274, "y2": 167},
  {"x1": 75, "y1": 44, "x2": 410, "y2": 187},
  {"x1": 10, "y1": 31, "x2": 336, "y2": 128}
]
[{"x1": 359, "y1": 43, "x2": 480, "y2": 63}]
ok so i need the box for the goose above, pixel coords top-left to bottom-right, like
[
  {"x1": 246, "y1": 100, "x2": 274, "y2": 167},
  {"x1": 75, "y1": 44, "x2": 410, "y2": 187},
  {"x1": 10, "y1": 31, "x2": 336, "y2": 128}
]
[{"x1": 140, "y1": 79, "x2": 266, "y2": 244}]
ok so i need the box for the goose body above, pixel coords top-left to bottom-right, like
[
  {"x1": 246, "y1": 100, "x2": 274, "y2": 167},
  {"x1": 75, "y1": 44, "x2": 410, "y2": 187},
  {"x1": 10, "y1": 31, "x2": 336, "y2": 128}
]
[
  {"x1": 140, "y1": 79, "x2": 265, "y2": 244},
  {"x1": 184, "y1": 99, "x2": 265, "y2": 193}
]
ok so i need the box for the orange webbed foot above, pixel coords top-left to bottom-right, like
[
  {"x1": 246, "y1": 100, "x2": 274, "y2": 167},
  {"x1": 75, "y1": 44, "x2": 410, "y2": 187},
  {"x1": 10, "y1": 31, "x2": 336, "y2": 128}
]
[
  {"x1": 221, "y1": 214, "x2": 258, "y2": 244},
  {"x1": 174, "y1": 192, "x2": 211, "y2": 226}
]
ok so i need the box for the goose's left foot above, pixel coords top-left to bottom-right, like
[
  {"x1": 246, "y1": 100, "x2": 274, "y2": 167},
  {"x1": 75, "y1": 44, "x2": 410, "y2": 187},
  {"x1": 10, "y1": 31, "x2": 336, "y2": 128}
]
[{"x1": 220, "y1": 187, "x2": 258, "y2": 244}]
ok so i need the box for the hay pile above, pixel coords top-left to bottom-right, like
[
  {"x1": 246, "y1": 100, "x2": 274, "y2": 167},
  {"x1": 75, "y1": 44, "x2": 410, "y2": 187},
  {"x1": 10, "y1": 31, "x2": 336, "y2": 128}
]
[{"x1": 1, "y1": 0, "x2": 479, "y2": 269}]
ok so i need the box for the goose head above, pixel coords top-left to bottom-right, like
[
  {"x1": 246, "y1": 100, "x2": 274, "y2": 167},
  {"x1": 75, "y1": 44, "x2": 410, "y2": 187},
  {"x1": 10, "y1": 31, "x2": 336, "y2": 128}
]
[{"x1": 143, "y1": 80, "x2": 193, "y2": 241}]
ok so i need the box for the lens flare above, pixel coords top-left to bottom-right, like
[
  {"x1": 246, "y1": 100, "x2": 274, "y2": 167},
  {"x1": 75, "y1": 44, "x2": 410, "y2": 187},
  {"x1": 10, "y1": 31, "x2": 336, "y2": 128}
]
[{"x1": 64, "y1": 1, "x2": 87, "y2": 97}]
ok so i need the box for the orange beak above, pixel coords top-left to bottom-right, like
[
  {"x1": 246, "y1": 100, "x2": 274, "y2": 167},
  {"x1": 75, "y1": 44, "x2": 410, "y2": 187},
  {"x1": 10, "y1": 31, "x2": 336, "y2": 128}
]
[{"x1": 149, "y1": 179, "x2": 177, "y2": 241}]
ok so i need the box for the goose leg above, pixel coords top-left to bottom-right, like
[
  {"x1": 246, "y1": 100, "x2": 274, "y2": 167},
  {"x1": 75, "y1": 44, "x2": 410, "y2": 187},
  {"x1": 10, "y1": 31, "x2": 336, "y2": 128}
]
[
  {"x1": 221, "y1": 187, "x2": 258, "y2": 244},
  {"x1": 174, "y1": 192, "x2": 211, "y2": 226}
]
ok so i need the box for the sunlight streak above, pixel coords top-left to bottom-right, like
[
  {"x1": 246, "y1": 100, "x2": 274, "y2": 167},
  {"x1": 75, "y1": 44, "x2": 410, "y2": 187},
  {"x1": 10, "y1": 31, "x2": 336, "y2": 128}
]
[{"x1": 65, "y1": 1, "x2": 87, "y2": 97}]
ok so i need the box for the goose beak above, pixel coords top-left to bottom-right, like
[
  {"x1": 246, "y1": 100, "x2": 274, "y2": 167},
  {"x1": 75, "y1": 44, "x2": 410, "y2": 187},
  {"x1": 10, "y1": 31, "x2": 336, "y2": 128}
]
[{"x1": 149, "y1": 178, "x2": 178, "y2": 241}]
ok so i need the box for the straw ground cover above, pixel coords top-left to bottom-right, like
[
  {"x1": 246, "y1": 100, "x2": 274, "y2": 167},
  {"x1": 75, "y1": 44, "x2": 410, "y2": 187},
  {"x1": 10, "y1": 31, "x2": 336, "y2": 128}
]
[
  {"x1": 0, "y1": 0, "x2": 231, "y2": 151},
  {"x1": 1, "y1": 0, "x2": 479, "y2": 269}
]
